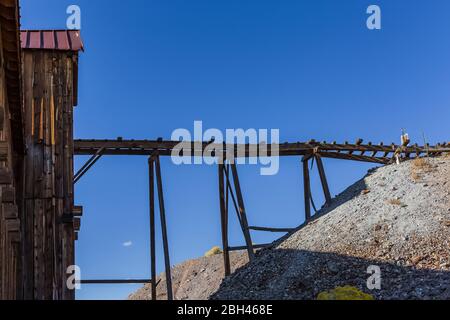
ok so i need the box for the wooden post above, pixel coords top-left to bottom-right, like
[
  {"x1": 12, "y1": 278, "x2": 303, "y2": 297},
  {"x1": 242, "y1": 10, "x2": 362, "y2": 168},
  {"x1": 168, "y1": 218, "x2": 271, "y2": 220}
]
[
  {"x1": 230, "y1": 164, "x2": 255, "y2": 260},
  {"x1": 303, "y1": 157, "x2": 311, "y2": 221},
  {"x1": 224, "y1": 163, "x2": 232, "y2": 273},
  {"x1": 148, "y1": 157, "x2": 157, "y2": 300},
  {"x1": 225, "y1": 163, "x2": 230, "y2": 227},
  {"x1": 218, "y1": 164, "x2": 231, "y2": 276},
  {"x1": 73, "y1": 147, "x2": 104, "y2": 183},
  {"x1": 315, "y1": 154, "x2": 332, "y2": 205},
  {"x1": 154, "y1": 156, "x2": 173, "y2": 300}
]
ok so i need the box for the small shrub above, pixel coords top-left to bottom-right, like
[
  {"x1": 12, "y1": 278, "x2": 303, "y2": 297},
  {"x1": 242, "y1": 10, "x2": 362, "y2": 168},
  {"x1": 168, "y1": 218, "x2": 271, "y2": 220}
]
[
  {"x1": 412, "y1": 157, "x2": 433, "y2": 171},
  {"x1": 410, "y1": 157, "x2": 435, "y2": 183},
  {"x1": 205, "y1": 246, "x2": 223, "y2": 257},
  {"x1": 317, "y1": 286, "x2": 374, "y2": 300}
]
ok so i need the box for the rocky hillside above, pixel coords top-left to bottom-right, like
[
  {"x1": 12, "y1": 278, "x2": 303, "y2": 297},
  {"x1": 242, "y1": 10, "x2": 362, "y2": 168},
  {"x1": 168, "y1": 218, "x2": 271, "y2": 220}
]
[
  {"x1": 131, "y1": 156, "x2": 450, "y2": 300},
  {"x1": 129, "y1": 251, "x2": 248, "y2": 300}
]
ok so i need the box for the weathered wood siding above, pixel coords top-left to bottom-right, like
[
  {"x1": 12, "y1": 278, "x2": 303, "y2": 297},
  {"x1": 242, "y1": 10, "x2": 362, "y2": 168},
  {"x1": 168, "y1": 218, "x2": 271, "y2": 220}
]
[
  {"x1": 0, "y1": 18, "x2": 22, "y2": 300},
  {"x1": 22, "y1": 50, "x2": 77, "y2": 300}
]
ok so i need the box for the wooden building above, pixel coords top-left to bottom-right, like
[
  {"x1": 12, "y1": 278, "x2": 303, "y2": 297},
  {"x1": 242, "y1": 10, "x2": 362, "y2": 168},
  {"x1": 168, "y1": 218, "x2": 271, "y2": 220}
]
[
  {"x1": 1, "y1": 0, "x2": 83, "y2": 300},
  {"x1": 20, "y1": 29, "x2": 83, "y2": 300}
]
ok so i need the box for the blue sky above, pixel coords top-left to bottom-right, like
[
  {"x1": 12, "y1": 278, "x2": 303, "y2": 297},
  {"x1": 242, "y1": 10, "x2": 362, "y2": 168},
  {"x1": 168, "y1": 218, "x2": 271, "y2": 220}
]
[{"x1": 20, "y1": 0, "x2": 450, "y2": 299}]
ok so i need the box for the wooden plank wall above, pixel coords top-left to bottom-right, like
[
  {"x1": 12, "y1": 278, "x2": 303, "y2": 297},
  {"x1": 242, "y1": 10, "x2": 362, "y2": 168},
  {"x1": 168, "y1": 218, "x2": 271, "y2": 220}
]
[
  {"x1": 0, "y1": 22, "x2": 22, "y2": 300},
  {"x1": 22, "y1": 50, "x2": 76, "y2": 300}
]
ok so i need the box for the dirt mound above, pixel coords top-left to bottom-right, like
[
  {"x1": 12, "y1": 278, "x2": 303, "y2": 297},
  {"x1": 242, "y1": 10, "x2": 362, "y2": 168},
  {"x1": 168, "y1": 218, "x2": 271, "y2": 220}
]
[
  {"x1": 212, "y1": 157, "x2": 450, "y2": 300},
  {"x1": 129, "y1": 251, "x2": 248, "y2": 300},
  {"x1": 131, "y1": 157, "x2": 450, "y2": 300}
]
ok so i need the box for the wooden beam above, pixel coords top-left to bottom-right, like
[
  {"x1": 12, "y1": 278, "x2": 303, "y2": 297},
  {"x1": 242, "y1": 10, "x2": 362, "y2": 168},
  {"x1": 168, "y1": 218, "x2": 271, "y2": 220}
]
[
  {"x1": 317, "y1": 151, "x2": 390, "y2": 164},
  {"x1": 74, "y1": 139, "x2": 450, "y2": 160},
  {"x1": 154, "y1": 156, "x2": 173, "y2": 300},
  {"x1": 360, "y1": 142, "x2": 372, "y2": 156},
  {"x1": 218, "y1": 164, "x2": 231, "y2": 276},
  {"x1": 228, "y1": 243, "x2": 271, "y2": 251},
  {"x1": 72, "y1": 205, "x2": 83, "y2": 217},
  {"x1": 73, "y1": 218, "x2": 81, "y2": 232},
  {"x1": 303, "y1": 157, "x2": 311, "y2": 221},
  {"x1": 148, "y1": 157, "x2": 157, "y2": 300},
  {"x1": 349, "y1": 139, "x2": 363, "y2": 154},
  {"x1": 78, "y1": 279, "x2": 153, "y2": 284},
  {"x1": 248, "y1": 226, "x2": 295, "y2": 233},
  {"x1": 73, "y1": 149, "x2": 104, "y2": 184},
  {"x1": 223, "y1": 165, "x2": 242, "y2": 223},
  {"x1": 315, "y1": 154, "x2": 332, "y2": 204},
  {"x1": 230, "y1": 164, "x2": 255, "y2": 261}
]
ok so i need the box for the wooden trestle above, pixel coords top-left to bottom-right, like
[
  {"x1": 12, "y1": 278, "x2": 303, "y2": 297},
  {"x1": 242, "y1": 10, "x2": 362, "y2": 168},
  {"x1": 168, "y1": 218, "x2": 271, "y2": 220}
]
[
  {"x1": 72, "y1": 138, "x2": 450, "y2": 300},
  {"x1": 74, "y1": 139, "x2": 450, "y2": 163}
]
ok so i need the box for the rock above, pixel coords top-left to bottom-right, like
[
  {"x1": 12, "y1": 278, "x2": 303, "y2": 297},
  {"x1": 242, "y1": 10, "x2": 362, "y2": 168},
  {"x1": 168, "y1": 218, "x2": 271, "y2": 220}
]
[{"x1": 326, "y1": 261, "x2": 339, "y2": 273}]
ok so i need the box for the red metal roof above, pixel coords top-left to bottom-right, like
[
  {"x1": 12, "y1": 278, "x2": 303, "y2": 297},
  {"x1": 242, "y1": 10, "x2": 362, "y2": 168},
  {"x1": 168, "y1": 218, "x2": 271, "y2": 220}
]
[{"x1": 20, "y1": 30, "x2": 84, "y2": 51}]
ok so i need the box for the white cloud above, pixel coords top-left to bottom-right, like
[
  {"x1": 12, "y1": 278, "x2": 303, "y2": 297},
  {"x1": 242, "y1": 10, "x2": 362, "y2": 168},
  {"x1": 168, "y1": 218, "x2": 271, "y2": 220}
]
[{"x1": 122, "y1": 241, "x2": 133, "y2": 247}]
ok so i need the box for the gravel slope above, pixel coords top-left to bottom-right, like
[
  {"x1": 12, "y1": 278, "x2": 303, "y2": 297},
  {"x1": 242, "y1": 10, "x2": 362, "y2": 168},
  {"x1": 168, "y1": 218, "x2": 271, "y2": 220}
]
[
  {"x1": 131, "y1": 157, "x2": 450, "y2": 300},
  {"x1": 129, "y1": 251, "x2": 248, "y2": 300},
  {"x1": 212, "y1": 157, "x2": 450, "y2": 300}
]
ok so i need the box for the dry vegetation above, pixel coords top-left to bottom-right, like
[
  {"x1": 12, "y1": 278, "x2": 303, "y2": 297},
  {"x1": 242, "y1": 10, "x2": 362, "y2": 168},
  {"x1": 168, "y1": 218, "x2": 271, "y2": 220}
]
[
  {"x1": 410, "y1": 157, "x2": 435, "y2": 182},
  {"x1": 205, "y1": 246, "x2": 223, "y2": 257},
  {"x1": 412, "y1": 157, "x2": 433, "y2": 170},
  {"x1": 386, "y1": 198, "x2": 404, "y2": 206}
]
